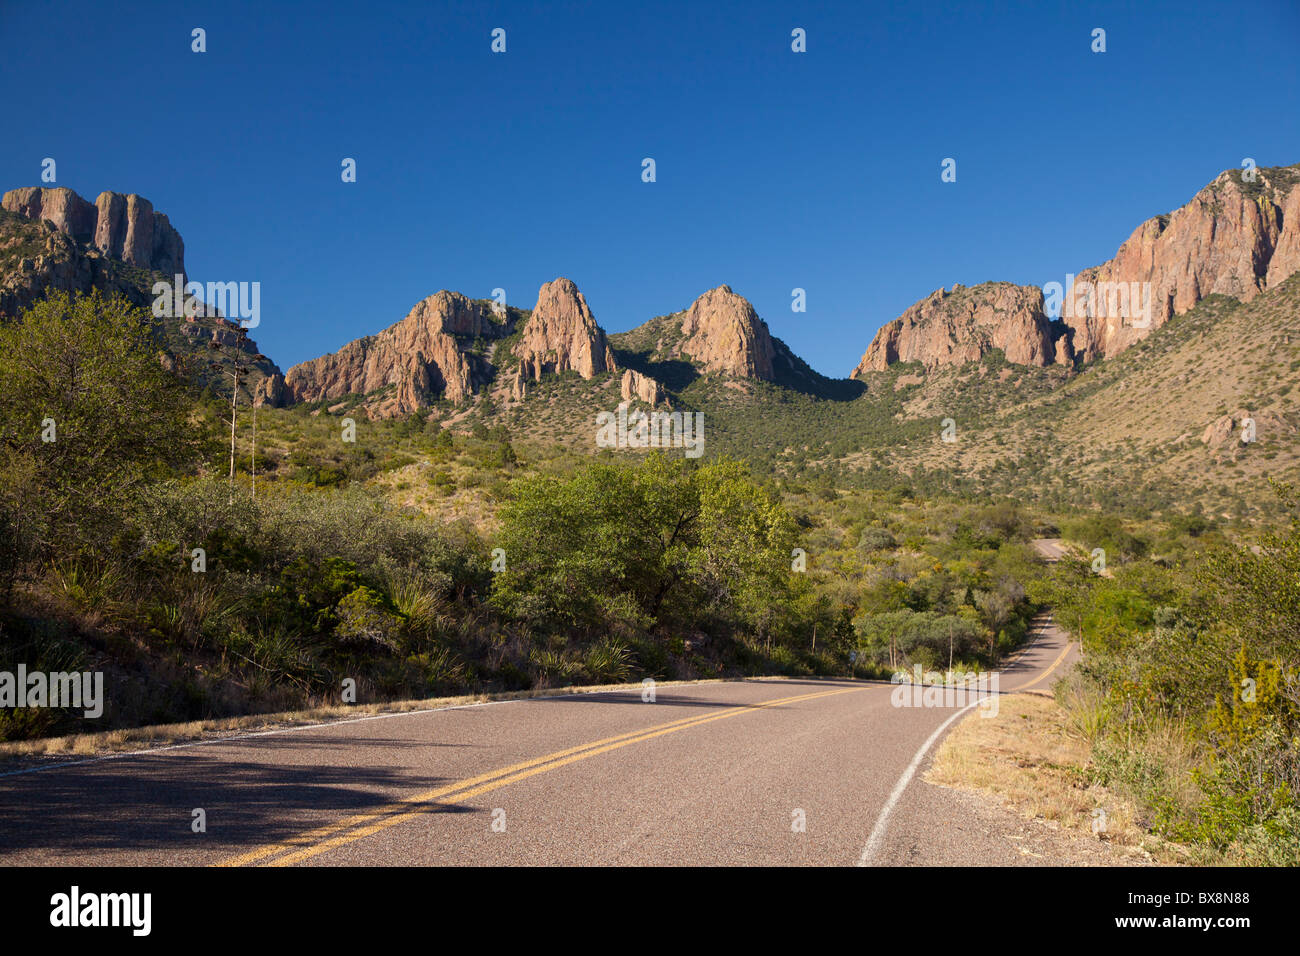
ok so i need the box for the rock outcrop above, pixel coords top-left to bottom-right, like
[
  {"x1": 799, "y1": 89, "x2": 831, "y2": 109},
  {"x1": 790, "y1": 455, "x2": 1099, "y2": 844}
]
[
  {"x1": 512, "y1": 278, "x2": 616, "y2": 380},
  {"x1": 620, "y1": 369, "x2": 667, "y2": 406},
  {"x1": 1266, "y1": 179, "x2": 1300, "y2": 289},
  {"x1": 679, "y1": 285, "x2": 775, "y2": 380},
  {"x1": 0, "y1": 189, "x2": 278, "y2": 403},
  {"x1": 853, "y1": 282, "x2": 1057, "y2": 374},
  {"x1": 1064, "y1": 167, "x2": 1300, "y2": 362},
  {"x1": 2, "y1": 186, "x2": 96, "y2": 242},
  {"x1": 854, "y1": 164, "x2": 1300, "y2": 374},
  {"x1": 2, "y1": 186, "x2": 185, "y2": 276},
  {"x1": 285, "y1": 291, "x2": 505, "y2": 415},
  {"x1": 254, "y1": 372, "x2": 286, "y2": 408},
  {"x1": 1200, "y1": 408, "x2": 1295, "y2": 462},
  {"x1": 508, "y1": 364, "x2": 528, "y2": 402}
]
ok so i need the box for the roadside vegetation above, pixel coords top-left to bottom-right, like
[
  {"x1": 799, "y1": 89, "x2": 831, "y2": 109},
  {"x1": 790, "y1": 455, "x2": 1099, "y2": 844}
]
[
  {"x1": 0, "y1": 292, "x2": 1042, "y2": 740},
  {"x1": 1033, "y1": 496, "x2": 1300, "y2": 865},
  {"x1": 1, "y1": 291, "x2": 1295, "y2": 866}
]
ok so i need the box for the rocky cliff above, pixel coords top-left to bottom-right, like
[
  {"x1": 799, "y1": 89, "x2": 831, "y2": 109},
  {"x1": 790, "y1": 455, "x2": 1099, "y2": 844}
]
[
  {"x1": 1064, "y1": 166, "x2": 1300, "y2": 362},
  {"x1": 0, "y1": 190, "x2": 278, "y2": 404},
  {"x1": 852, "y1": 282, "x2": 1057, "y2": 374},
  {"x1": 854, "y1": 163, "x2": 1300, "y2": 374},
  {"x1": 512, "y1": 278, "x2": 616, "y2": 380},
  {"x1": 679, "y1": 285, "x2": 776, "y2": 380},
  {"x1": 284, "y1": 291, "x2": 510, "y2": 415},
  {"x1": 3, "y1": 186, "x2": 185, "y2": 277}
]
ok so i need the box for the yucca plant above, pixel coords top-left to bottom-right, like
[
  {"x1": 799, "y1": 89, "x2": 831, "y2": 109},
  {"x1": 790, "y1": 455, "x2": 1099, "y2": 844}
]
[
  {"x1": 47, "y1": 558, "x2": 126, "y2": 623},
  {"x1": 380, "y1": 563, "x2": 448, "y2": 641},
  {"x1": 583, "y1": 639, "x2": 632, "y2": 683}
]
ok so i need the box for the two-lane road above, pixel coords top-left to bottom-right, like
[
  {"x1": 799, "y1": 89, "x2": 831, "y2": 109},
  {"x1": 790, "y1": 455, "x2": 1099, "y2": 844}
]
[{"x1": 0, "y1": 616, "x2": 1077, "y2": 866}]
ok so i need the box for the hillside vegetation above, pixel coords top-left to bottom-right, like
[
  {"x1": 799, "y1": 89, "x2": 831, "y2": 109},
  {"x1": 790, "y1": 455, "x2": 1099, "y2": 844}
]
[{"x1": 1, "y1": 287, "x2": 1297, "y2": 864}]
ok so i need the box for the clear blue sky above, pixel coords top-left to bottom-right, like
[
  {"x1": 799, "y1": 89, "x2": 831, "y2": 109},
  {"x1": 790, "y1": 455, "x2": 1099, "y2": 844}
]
[{"x1": 2, "y1": 0, "x2": 1298, "y2": 377}]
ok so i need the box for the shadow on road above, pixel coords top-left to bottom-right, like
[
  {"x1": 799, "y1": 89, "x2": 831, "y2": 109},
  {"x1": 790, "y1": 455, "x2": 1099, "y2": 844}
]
[
  {"x1": 0, "y1": 739, "x2": 469, "y2": 856},
  {"x1": 523, "y1": 679, "x2": 860, "y2": 710}
]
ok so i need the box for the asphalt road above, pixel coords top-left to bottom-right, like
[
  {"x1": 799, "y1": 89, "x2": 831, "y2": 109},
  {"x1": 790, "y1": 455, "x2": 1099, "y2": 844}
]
[
  {"x1": 0, "y1": 616, "x2": 1078, "y2": 866},
  {"x1": 1031, "y1": 538, "x2": 1069, "y2": 562}
]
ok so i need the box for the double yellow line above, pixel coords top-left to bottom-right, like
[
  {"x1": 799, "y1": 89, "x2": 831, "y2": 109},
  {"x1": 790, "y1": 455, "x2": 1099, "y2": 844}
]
[
  {"x1": 1013, "y1": 637, "x2": 1075, "y2": 693},
  {"x1": 216, "y1": 684, "x2": 861, "y2": 867}
]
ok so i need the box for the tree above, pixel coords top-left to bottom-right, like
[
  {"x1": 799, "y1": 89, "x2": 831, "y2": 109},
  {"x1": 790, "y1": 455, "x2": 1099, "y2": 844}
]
[
  {"x1": 0, "y1": 291, "x2": 203, "y2": 560},
  {"x1": 488, "y1": 454, "x2": 800, "y2": 643}
]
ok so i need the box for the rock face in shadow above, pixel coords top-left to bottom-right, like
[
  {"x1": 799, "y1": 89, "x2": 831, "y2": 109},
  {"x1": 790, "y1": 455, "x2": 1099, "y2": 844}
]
[
  {"x1": 3, "y1": 186, "x2": 185, "y2": 277},
  {"x1": 284, "y1": 291, "x2": 507, "y2": 415},
  {"x1": 512, "y1": 277, "x2": 616, "y2": 380},
  {"x1": 679, "y1": 285, "x2": 775, "y2": 380}
]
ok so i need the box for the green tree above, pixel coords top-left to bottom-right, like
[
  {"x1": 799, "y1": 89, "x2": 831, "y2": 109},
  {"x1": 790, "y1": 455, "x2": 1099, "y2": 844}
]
[
  {"x1": 489, "y1": 454, "x2": 800, "y2": 643},
  {"x1": 0, "y1": 291, "x2": 203, "y2": 560}
]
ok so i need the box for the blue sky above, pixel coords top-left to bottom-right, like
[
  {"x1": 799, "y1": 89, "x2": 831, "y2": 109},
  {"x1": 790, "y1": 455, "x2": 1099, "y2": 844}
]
[{"x1": 2, "y1": 0, "x2": 1298, "y2": 377}]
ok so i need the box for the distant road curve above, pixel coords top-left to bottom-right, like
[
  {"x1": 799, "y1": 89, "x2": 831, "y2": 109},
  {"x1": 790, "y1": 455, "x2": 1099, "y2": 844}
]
[{"x1": 1031, "y1": 538, "x2": 1069, "y2": 562}]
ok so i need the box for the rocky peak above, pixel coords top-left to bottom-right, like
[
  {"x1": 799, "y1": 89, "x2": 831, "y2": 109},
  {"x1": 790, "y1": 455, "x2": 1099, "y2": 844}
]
[
  {"x1": 284, "y1": 291, "x2": 507, "y2": 415},
  {"x1": 679, "y1": 285, "x2": 775, "y2": 380},
  {"x1": 1064, "y1": 165, "x2": 1300, "y2": 362},
  {"x1": 853, "y1": 163, "x2": 1300, "y2": 375},
  {"x1": 853, "y1": 282, "x2": 1057, "y2": 375},
  {"x1": 512, "y1": 277, "x2": 616, "y2": 380},
  {"x1": 2, "y1": 186, "x2": 185, "y2": 277}
]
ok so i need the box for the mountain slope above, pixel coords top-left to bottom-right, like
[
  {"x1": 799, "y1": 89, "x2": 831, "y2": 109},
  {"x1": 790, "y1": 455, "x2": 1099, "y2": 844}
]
[
  {"x1": 844, "y1": 275, "x2": 1300, "y2": 518},
  {"x1": 0, "y1": 188, "x2": 280, "y2": 404}
]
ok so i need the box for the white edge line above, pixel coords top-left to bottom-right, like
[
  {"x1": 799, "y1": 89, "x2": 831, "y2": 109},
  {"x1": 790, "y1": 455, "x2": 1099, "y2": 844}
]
[
  {"x1": 0, "y1": 676, "x2": 873, "y2": 781},
  {"x1": 857, "y1": 700, "x2": 978, "y2": 867},
  {"x1": 857, "y1": 613, "x2": 1070, "y2": 864},
  {"x1": 0, "y1": 686, "x2": 655, "y2": 780}
]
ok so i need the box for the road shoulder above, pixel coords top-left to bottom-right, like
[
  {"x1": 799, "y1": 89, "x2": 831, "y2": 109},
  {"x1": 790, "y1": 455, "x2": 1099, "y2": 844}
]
[{"x1": 916, "y1": 692, "x2": 1187, "y2": 866}]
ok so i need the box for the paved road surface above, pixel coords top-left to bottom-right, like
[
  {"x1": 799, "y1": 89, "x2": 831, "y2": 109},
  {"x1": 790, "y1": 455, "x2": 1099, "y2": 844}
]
[
  {"x1": 1031, "y1": 538, "x2": 1069, "y2": 562},
  {"x1": 0, "y1": 616, "x2": 1078, "y2": 866}
]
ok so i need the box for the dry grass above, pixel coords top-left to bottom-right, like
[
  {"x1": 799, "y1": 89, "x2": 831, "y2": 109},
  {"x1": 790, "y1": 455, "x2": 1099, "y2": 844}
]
[
  {"x1": 843, "y1": 278, "x2": 1300, "y2": 517},
  {"x1": 926, "y1": 692, "x2": 1190, "y2": 865}
]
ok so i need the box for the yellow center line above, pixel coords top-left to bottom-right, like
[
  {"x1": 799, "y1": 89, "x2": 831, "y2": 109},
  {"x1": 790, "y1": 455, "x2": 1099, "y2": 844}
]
[
  {"x1": 1013, "y1": 638, "x2": 1074, "y2": 692},
  {"x1": 216, "y1": 699, "x2": 773, "y2": 868},
  {"x1": 266, "y1": 685, "x2": 859, "y2": 868},
  {"x1": 217, "y1": 685, "x2": 861, "y2": 867}
]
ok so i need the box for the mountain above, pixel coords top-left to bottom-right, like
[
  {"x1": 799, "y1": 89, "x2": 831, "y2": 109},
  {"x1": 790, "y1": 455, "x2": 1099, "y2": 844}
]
[
  {"x1": 1065, "y1": 165, "x2": 1300, "y2": 362},
  {"x1": 853, "y1": 163, "x2": 1300, "y2": 374},
  {"x1": 512, "y1": 277, "x2": 617, "y2": 382},
  {"x1": 2, "y1": 186, "x2": 185, "y2": 277},
  {"x1": 4, "y1": 164, "x2": 1298, "y2": 518},
  {"x1": 279, "y1": 277, "x2": 626, "y2": 419},
  {"x1": 848, "y1": 275, "x2": 1300, "y2": 518},
  {"x1": 0, "y1": 186, "x2": 280, "y2": 404},
  {"x1": 278, "y1": 278, "x2": 790, "y2": 420},
  {"x1": 852, "y1": 282, "x2": 1061, "y2": 374},
  {"x1": 679, "y1": 284, "x2": 776, "y2": 379},
  {"x1": 283, "y1": 290, "x2": 521, "y2": 416}
]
